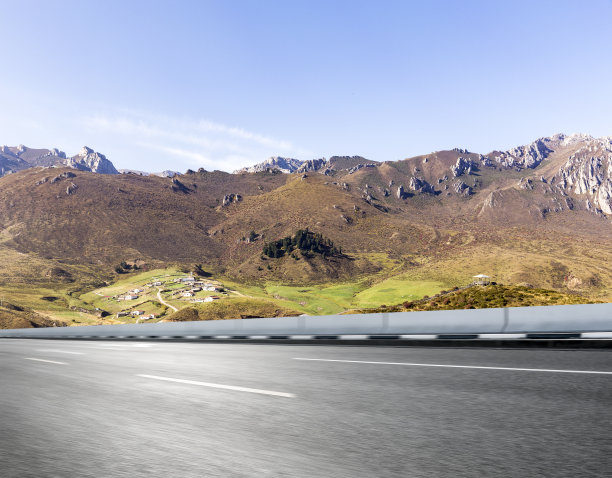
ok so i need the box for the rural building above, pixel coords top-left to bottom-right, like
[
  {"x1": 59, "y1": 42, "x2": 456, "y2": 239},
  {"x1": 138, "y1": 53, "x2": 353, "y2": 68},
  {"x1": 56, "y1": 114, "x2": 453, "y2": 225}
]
[
  {"x1": 473, "y1": 274, "x2": 491, "y2": 286},
  {"x1": 131, "y1": 310, "x2": 144, "y2": 316},
  {"x1": 182, "y1": 291, "x2": 194, "y2": 297}
]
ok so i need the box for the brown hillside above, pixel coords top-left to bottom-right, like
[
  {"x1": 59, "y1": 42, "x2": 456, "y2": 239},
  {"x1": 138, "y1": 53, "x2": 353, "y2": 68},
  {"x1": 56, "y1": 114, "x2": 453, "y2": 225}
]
[{"x1": 0, "y1": 133, "x2": 611, "y2": 303}]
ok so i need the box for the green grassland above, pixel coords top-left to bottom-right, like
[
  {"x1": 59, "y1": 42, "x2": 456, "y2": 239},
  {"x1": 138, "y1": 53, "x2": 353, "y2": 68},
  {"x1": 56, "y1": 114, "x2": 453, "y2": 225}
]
[
  {"x1": 0, "y1": 238, "x2": 605, "y2": 327},
  {"x1": 352, "y1": 278, "x2": 445, "y2": 308}
]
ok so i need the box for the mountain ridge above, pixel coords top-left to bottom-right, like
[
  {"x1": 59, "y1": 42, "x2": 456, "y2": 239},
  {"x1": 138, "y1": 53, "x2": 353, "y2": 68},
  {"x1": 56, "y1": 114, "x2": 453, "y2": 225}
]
[
  {"x1": 1, "y1": 132, "x2": 611, "y2": 320},
  {"x1": 0, "y1": 144, "x2": 118, "y2": 176}
]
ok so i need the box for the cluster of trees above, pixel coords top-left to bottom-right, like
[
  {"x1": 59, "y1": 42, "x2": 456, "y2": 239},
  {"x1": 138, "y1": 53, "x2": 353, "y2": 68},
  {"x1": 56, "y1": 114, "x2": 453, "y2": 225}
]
[
  {"x1": 114, "y1": 261, "x2": 140, "y2": 274},
  {"x1": 262, "y1": 229, "x2": 341, "y2": 259},
  {"x1": 193, "y1": 264, "x2": 212, "y2": 277}
]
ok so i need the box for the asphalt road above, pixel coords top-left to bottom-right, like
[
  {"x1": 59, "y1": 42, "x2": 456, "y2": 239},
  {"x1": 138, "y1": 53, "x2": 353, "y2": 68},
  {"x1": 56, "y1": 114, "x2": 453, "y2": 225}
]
[{"x1": 1, "y1": 340, "x2": 611, "y2": 478}]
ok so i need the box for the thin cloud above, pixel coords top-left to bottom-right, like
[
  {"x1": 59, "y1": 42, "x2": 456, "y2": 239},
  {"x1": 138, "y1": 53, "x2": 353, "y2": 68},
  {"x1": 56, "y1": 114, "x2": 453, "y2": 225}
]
[
  {"x1": 81, "y1": 110, "x2": 308, "y2": 172},
  {"x1": 138, "y1": 143, "x2": 214, "y2": 167}
]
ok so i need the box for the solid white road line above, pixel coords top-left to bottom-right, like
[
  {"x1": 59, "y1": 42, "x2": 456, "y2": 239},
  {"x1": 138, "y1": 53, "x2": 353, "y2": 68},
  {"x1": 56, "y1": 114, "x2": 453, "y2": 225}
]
[
  {"x1": 137, "y1": 374, "x2": 296, "y2": 398},
  {"x1": 477, "y1": 334, "x2": 528, "y2": 339},
  {"x1": 292, "y1": 358, "x2": 612, "y2": 375},
  {"x1": 399, "y1": 335, "x2": 438, "y2": 339},
  {"x1": 582, "y1": 332, "x2": 612, "y2": 338},
  {"x1": 36, "y1": 349, "x2": 85, "y2": 355},
  {"x1": 24, "y1": 358, "x2": 67, "y2": 365},
  {"x1": 92, "y1": 343, "x2": 153, "y2": 348}
]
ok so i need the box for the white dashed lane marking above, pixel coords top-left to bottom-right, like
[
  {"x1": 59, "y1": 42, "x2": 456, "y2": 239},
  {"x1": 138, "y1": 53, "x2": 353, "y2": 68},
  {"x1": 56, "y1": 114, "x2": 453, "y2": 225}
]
[
  {"x1": 35, "y1": 349, "x2": 84, "y2": 355},
  {"x1": 24, "y1": 358, "x2": 67, "y2": 365},
  {"x1": 137, "y1": 374, "x2": 296, "y2": 398}
]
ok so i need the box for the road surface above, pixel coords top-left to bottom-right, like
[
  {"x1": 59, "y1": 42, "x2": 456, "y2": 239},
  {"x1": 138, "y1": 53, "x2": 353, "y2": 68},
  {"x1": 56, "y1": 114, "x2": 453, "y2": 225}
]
[
  {"x1": 156, "y1": 287, "x2": 178, "y2": 312},
  {"x1": 1, "y1": 339, "x2": 611, "y2": 477}
]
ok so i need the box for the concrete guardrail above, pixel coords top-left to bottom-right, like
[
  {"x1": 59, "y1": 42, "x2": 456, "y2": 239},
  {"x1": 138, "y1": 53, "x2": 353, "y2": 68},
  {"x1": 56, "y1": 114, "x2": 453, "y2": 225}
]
[{"x1": 0, "y1": 303, "x2": 610, "y2": 339}]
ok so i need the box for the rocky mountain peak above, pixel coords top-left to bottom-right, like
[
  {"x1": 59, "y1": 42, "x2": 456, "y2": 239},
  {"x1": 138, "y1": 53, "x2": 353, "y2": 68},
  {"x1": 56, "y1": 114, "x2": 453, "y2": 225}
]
[
  {"x1": 66, "y1": 146, "x2": 118, "y2": 174},
  {"x1": 78, "y1": 146, "x2": 95, "y2": 156}
]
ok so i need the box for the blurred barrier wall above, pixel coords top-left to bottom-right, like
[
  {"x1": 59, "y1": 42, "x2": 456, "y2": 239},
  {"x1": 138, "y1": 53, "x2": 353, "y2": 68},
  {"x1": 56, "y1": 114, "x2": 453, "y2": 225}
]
[{"x1": 0, "y1": 303, "x2": 610, "y2": 338}]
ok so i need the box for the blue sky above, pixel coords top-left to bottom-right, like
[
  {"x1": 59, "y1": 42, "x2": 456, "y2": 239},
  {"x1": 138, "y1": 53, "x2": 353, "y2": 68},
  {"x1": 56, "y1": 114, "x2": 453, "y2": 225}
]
[{"x1": 1, "y1": 0, "x2": 611, "y2": 172}]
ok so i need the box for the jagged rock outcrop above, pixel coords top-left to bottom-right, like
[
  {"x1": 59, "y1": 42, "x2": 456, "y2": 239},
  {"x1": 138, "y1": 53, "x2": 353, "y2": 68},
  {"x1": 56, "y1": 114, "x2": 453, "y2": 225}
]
[
  {"x1": 236, "y1": 155, "x2": 378, "y2": 175},
  {"x1": 491, "y1": 135, "x2": 576, "y2": 170},
  {"x1": 453, "y1": 180, "x2": 472, "y2": 196},
  {"x1": 119, "y1": 169, "x2": 180, "y2": 177},
  {"x1": 65, "y1": 146, "x2": 119, "y2": 174},
  {"x1": 482, "y1": 191, "x2": 501, "y2": 210},
  {"x1": 409, "y1": 177, "x2": 435, "y2": 194},
  {"x1": 517, "y1": 178, "x2": 534, "y2": 190},
  {"x1": 235, "y1": 156, "x2": 303, "y2": 174},
  {"x1": 346, "y1": 163, "x2": 377, "y2": 174},
  {"x1": 222, "y1": 193, "x2": 242, "y2": 206},
  {"x1": 51, "y1": 171, "x2": 77, "y2": 183},
  {"x1": 296, "y1": 158, "x2": 327, "y2": 173},
  {"x1": 555, "y1": 140, "x2": 612, "y2": 214},
  {"x1": 171, "y1": 177, "x2": 193, "y2": 194},
  {"x1": 451, "y1": 157, "x2": 477, "y2": 177},
  {"x1": 479, "y1": 154, "x2": 494, "y2": 167},
  {"x1": 66, "y1": 183, "x2": 78, "y2": 196},
  {"x1": 396, "y1": 185, "x2": 408, "y2": 199},
  {"x1": 1, "y1": 144, "x2": 120, "y2": 175}
]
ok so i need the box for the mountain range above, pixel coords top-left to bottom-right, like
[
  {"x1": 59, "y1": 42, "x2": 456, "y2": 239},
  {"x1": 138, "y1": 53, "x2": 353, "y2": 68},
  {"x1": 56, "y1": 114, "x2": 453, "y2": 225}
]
[
  {"x1": 0, "y1": 145, "x2": 118, "y2": 175},
  {"x1": 0, "y1": 133, "x2": 611, "y2": 327}
]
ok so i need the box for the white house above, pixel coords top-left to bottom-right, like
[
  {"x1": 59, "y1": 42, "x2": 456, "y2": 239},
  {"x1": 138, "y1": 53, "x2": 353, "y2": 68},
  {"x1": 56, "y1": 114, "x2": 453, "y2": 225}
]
[
  {"x1": 182, "y1": 291, "x2": 194, "y2": 297},
  {"x1": 131, "y1": 310, "x2": 144, "y2": 316},
  {"x1": 473, "y1": 274, "x2": 491, "y2": 286}
]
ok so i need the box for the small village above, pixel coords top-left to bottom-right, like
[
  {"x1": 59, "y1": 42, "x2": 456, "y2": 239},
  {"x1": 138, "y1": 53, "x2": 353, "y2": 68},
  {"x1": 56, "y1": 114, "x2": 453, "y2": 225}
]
[{"x1": 111, "y1": 274, "x2": 227, "y2": 321}]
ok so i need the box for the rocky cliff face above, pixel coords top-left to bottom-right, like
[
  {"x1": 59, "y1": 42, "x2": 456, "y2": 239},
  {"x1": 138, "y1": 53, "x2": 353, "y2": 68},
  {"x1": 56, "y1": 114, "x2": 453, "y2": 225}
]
[
  {"x1": 65, "y1": 146, "x2": 118, "y2": 174},
  {"x1": 489, "y1": 133, "x2": 594, "y2": 171},
  {"x1": 553, "y1": 137, "x2": 612, "y2": 214}
]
